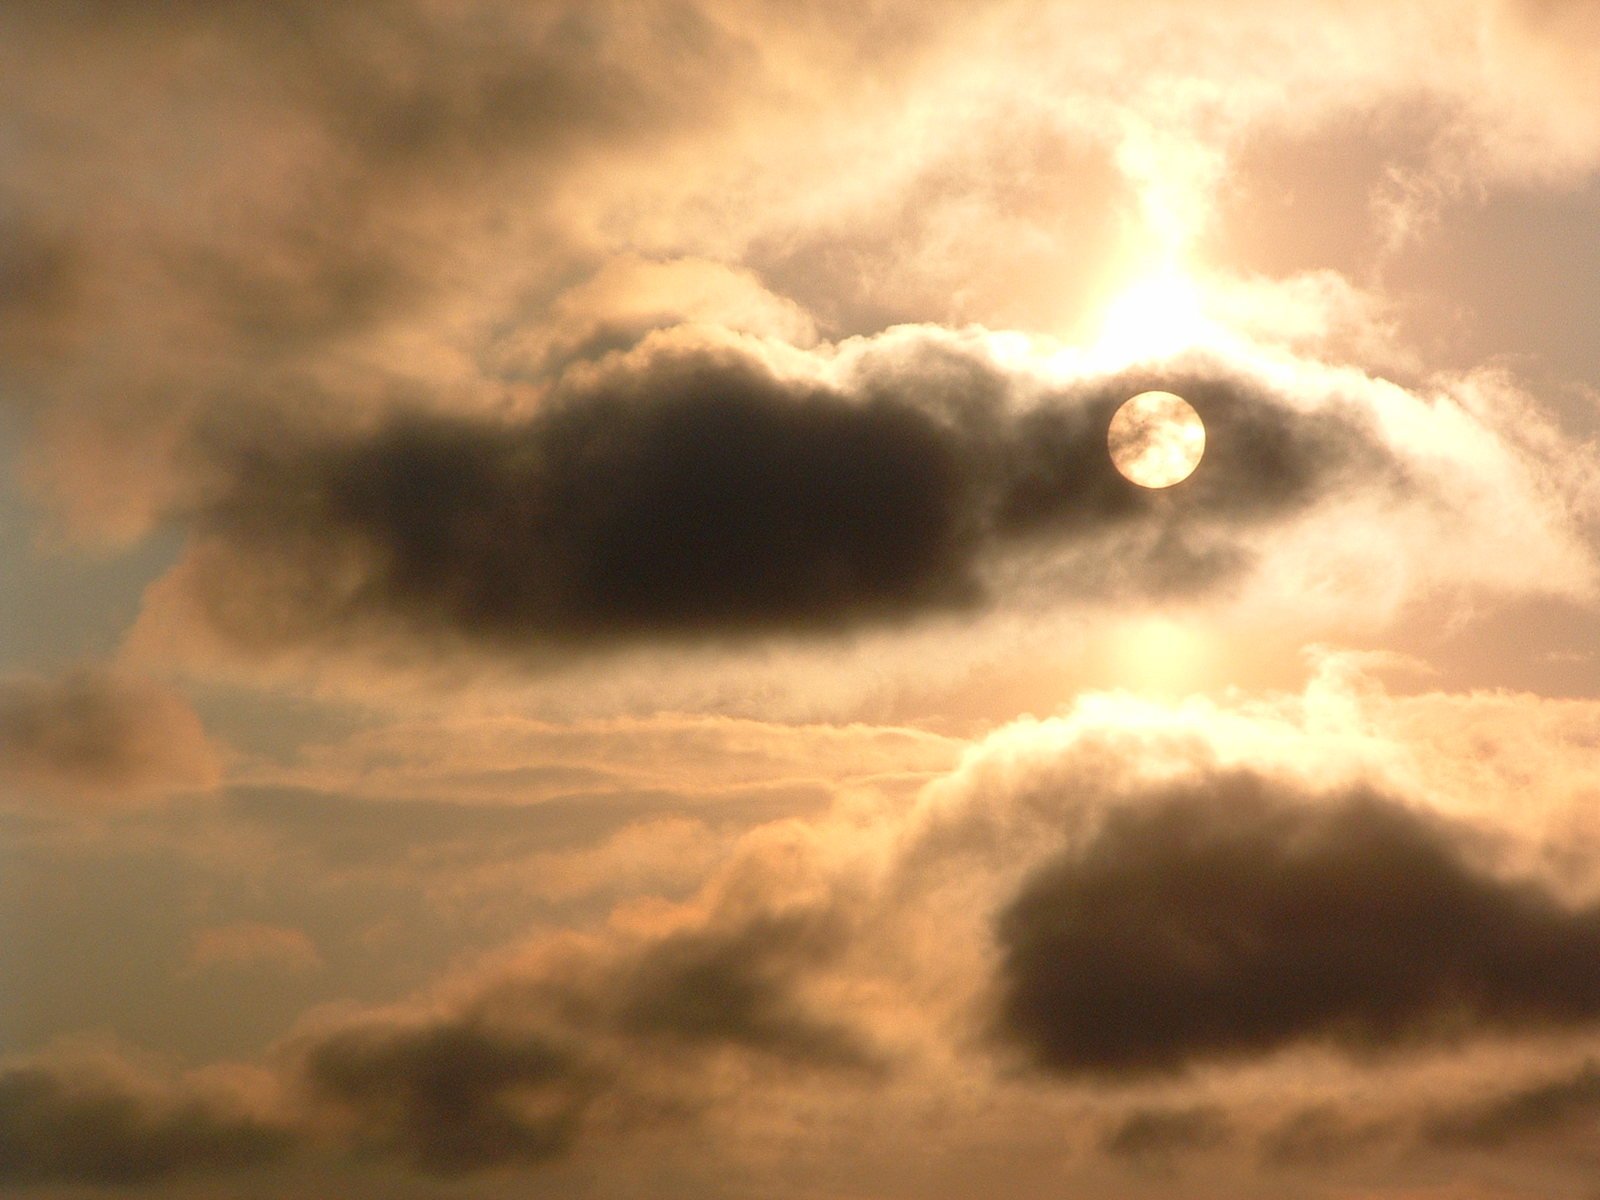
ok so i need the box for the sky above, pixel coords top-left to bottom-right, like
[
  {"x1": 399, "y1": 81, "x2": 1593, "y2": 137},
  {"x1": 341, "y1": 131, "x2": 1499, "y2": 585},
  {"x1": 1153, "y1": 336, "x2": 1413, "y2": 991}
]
[{"x1": 4, "y1": 2, "x2": 1600, "y2": 1196}]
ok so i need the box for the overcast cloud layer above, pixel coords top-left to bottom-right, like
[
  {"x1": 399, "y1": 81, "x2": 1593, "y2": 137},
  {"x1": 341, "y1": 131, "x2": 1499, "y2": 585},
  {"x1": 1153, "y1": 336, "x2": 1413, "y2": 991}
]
[{"x1": 6, "y1": 2, "x2": 1600, "y2": 1198}]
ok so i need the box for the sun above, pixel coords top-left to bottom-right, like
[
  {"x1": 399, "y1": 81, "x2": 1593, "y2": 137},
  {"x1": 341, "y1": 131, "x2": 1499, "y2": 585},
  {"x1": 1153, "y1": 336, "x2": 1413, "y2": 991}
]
[{"x1": 1108, "y1": 390, "x2": 1206, "y2": 488}]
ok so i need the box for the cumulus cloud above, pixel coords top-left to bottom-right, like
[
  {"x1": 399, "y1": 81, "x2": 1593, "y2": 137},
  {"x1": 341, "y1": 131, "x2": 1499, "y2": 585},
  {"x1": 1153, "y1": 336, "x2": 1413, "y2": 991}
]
[
  {"x1": 1420, "y1": 1059, "x2": 1600, "y2": 1150},
  {"x1": 9, "y1": 0, "x2": 1600, "y2": 553},
  {"x1": 1099, "y1": 1105, "x2": 1235, "y2": 1165},
  {"x1": 297, "y1": 1018, "x2": 599, "y2": 1175},
  {"x1": 992, "y1": 774, "x2": 1600, "y2": 1076},
  {"x1": 1, "y1": 859, "x2": 870, "y2": 1181},
  {"x1": 602, "y1": 908, "x2": 870, "y2": 1066},
  {"x1": 0, "y1": 0, "x2": 755, "y2": 540},
  {"x1": 261, "y1": 674, "x2": 1600, "y2": 1181},
  {"x1": 8, "y1": 10, "x2": 1600, "y2": 1198},
  {"x1": 274, "y1": 856, "x2": 871, "y2": 1176},
  {"x1": 10, "y1": 667, "x2": 1600, "y2": 1191},
  {"x1": 0, "y1": 1050, "x2": 290, "y2": 1186},
  {"x1": 128, "y1": 324, "x2": 1592, "y2": 673},
  {"x1": 0, "y1": 668, "x2": 221, "y2": 806}
]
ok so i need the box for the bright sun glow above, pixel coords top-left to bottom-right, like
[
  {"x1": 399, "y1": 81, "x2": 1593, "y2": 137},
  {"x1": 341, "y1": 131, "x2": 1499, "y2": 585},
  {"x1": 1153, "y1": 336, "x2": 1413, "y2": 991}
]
[
  {"x1": 1098, "y1": 615, "x2": 1217, "y2": 696},
  {"x1": 1090, "y1": 266, "x2": 1220, "y2": 364}
]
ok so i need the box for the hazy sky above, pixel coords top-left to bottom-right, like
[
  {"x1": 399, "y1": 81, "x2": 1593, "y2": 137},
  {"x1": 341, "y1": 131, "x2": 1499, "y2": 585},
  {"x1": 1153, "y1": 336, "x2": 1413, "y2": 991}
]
[{"x1": 5, "y1": 3, "x2": 1600, "y2": 1196}]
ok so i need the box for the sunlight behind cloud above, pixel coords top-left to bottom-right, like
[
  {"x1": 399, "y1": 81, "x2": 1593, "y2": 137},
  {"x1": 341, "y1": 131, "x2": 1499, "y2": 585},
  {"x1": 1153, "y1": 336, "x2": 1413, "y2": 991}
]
[
  {"x1": 1096, "y1": 615, "x2": 1218, "y2": 697},
  {"x1": 10, "y1": 2, "x2": 1600, "y2": 1196},
  {"x1": 1088, "y1": 265, "x2": 1224, "y2": 364}
]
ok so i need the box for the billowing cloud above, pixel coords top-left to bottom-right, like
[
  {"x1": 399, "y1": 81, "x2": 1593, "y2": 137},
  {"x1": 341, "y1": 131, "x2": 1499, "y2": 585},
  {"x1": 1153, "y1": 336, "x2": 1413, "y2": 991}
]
[
  {"x1": 603, "y1": 908, "x2": 869, "y2": 1065},
  {"x1": 276, "y1": 864, "x2": 871, "y2": 1176},
  {"x1": 9, "y1": 664, "x2": 1600, "y2": 1193},
  {"x1": 993, "y1": 774, "x2": 1600, "y2": 1076},
  {"x1": 8, "y1": 2, "x2": 1600, "y2": 1197},
  {"x1": 1, "y1": 872, "x2": 869, "y2": 1182},
  {"x1": 1420, "y1": 1059, "x2": 1600, "y2": 1149},
  {"x1": 0, "y1": 1050, "x2": 290, "y2": 1186},
  {"x1": 0, "y1": 0, "x2": 756, "y2": 541},
  {"x1": 255, "y1": 672, "x2": 1600, "y2": 1182},
  {"x1": 1099, "y1": 1105, "x2": 1235, "y2": 1165},
  {"x1": 297, "y1": 1018, "x2": 599, "y2": 1175},
  {"x1": 0, "y1": 668, "x2": 221, "y2": 806},
  {"x1": 123, "y1": 325, "x2": 1591, "y2": 677},
  {"x1": 10, "y1": 0, "x2": 1600, "y2": 553}
]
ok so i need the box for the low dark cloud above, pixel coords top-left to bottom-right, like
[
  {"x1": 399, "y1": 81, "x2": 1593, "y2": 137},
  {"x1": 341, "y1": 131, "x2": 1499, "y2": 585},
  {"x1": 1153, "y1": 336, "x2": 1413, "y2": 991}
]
[
  {"x1": 1257, "y1": 1104, "x2": 1390, "y2": 1167},
  {"x1": 0, "y1": 214, "x2": 82, "y2": 373},
  {"x1": 290, "y1": 900, "x2": 866, "y2": 1175},
  {"x1": 0, "y1": 1059, "x2": 290, "y2": 1186},
  {"x1": 183, "y1": 339, "x2": 1392, "y2": 657},
  {"x1": 0, "y1": 668, "x2": 220, "y2": 805},
  {"x1": 300, "y1": 1020, "x2": 598, "y2": 1175},
  {"x1": 1254, "y1": 1061, "x2": 1600, "y2": 1169},
  {"x1": 1099, "y1": 1104, "x2": 1234, "y2": 1165},
  {"x1": 993, "y1": 773, "x2": 1600, "y2": 1076},
  {"x1": 608, "y1": 908, "x2": 871, "y2": 1066},
  {"x1": 1420, "y1": 1059, "x2": 1600, "y2": 1149}
]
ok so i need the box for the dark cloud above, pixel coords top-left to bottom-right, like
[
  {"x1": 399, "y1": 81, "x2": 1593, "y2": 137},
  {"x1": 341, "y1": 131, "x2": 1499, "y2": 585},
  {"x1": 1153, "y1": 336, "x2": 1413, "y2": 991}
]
[
  {"x1": 1257, "y1": 1061, "x2": 1600, "y2": 1169},
  {"x1": 1099, "y1": 1104, "x2": 1234, "y2": 1165},
  {"x1": 1257, "y1": 1104, "x2": 1391, "y2": 1167},
  {"x1": 0, "y1": 214, "x2": 82, "y2": 373},
  {"x1": 0, "y1": 668, "x2": 220, "y2": 804},
  {"x1": 290, "y1": 901, "x2": 866, "y2": 1175},
  {"x1": 0, "y1": 1059, "x2": 290, "y2": 1186},
  {"x1": 608, "y1": 909, "x2": 872, "y2": 1066},
  {"x1": 1420, "y1": 1059, "x2": 1600, "y2": 1149},
  {"x1": 993, "y1": 773, "x2": 1600, "y2": 1076},
  {"x1": 300, "y1": 1019, "x2": 598, "y2": 1175},
  {"x1": 182, "y1": 339, "x2": 1393, "y2": 657},
  {"x1": 0, "y1": 0, "x2": 753, "y2": 539}
]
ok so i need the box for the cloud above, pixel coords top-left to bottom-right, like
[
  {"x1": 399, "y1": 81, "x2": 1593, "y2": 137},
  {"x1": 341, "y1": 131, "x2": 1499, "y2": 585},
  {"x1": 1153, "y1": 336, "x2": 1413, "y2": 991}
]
[
  {"x1": 0, "y1": 668, "x2": 221, "y2": 806},
  {"x1": 1099, "y1": 1105, "x2": 1235, "y2": 1165},
  {"x1": 0, "y1": 0, "x2": 753, "y2": 541},
  {"x1": 281, "y1": 863, "x2": 870, "y2": 1175},
  {"x1": 1420, "y1": 1059, "x2": 1600, "y2": 1149},
  {"x1": 142, "y1": 330, "x2": 1449, "y2": 668},
  {"x1": 187, "y1": 923, "x2": 324, "y2": 975},
  {"x1": 297, "y1": 1018, "x2": 599, "y2": 1175},
  {"x1": 8, "y1": 4, "x2": 1600, "y2": 1197},
  {"x1": 259, "y1": 709, "x2": 962, "y2": 804},
  {"x1": 210, "y1": 656, "x2": 1600, "y2": 1184},
  {"x1": 1, "y1": 835, "x2": 871, "y2": 1181},
  {"x1": 604, "y1": 908, "x2": 871, "y2": 1066},
  {"x1": 1256, "y1": 1103, "x2": 1391, "y2": 1167},
  {"x1": 490, "y1": 255, "x2": 820, "y2": 381},
  {"x1": 991, "y1": 772, "x2": 1600, "y2": 1076},
  {"x1": 1251, "y1": 1057, "x2": 1600, "y2": 1170},
  {"x1": 0, "y1": 1050, "x2": 290, "y2": 1186},
  {"x1": 12, "y1": 668, "x2": 1600, "y2": 1189}
]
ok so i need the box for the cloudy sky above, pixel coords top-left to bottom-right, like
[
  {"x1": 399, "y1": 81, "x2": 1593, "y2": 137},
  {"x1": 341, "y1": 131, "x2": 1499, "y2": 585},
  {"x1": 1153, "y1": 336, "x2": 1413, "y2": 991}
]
[{"x1": 5, "y1": 2, "x2": 1600, "y2": 1196}]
